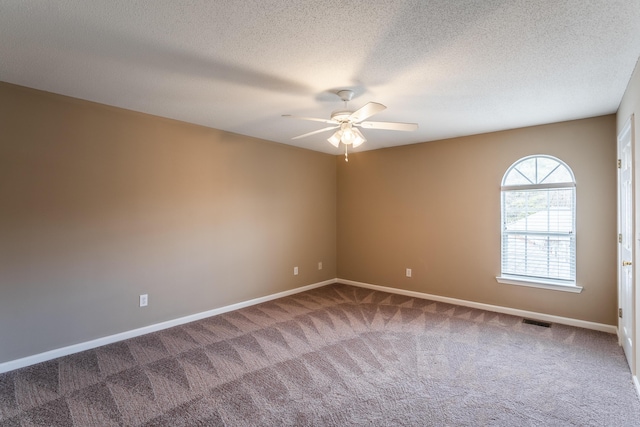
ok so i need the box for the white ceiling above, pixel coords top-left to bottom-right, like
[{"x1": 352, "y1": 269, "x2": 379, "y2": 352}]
[{"x1": 1, "y1": 1, "x2": 639, "y2": 154}]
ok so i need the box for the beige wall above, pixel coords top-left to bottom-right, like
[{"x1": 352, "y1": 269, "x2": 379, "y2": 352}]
[
  {"x1": 0, "y1": 82, "x2": 337, "y2": 363},
  {"x1": 337, "y1": 115, "x2": 617, "y2": 325}
]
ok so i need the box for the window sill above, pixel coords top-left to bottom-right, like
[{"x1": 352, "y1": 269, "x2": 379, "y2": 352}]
[{"x1": 496, "y1": 276, "x2": 583, "y2": 293}]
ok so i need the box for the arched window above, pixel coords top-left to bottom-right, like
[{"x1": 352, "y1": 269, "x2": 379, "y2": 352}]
[{"x1": 498, "y1": 155, "x2": 578, "y2": 291}]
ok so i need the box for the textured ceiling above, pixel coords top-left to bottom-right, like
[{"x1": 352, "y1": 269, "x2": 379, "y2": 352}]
[{"x1": 1, "y1": 1, "x2": 640, "y2": 154}]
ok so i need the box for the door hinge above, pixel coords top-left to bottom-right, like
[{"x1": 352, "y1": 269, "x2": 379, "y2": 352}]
[
  {"x1": 619, "y1": 233, "x2": 623, "y2": 243},
  {"x1": 618, "y1": 159, "x2": 622, "y2": 168},
  {"x1": 619, "y1": 308, "x2": 623, "y2": 318}
]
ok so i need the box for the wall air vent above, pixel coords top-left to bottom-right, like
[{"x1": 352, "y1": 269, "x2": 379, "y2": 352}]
[{"x1": 522, "y1": 318, "x2": 551, "y2": 328}]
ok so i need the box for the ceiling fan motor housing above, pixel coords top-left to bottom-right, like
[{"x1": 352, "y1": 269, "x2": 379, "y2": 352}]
[{"x1": 331, "y1": 110, "x2": 354, "y2": 122}]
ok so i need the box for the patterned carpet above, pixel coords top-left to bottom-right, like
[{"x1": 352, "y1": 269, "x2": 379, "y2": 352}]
[{"x1": 1, "y1": 283, "x2": 639, "y2": 426}]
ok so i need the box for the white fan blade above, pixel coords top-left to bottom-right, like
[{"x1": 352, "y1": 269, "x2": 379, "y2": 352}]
[
  {"x1": 282, "y1": 114, "x2": 336, "y2": 124},
  {"x1": 359, "y1": 121, "x2": 418, "y2": 131},
  {"x1": 292, "y1": 126, "x2": 338, "y2": 140},
  {"x1": 349, "y1": 102, "x2": 386, "y2": 122}
]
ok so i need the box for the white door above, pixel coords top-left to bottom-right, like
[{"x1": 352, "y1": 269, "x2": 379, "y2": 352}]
[{"x1": 618, "y1": 116, "x2": 634, "y2": 370}]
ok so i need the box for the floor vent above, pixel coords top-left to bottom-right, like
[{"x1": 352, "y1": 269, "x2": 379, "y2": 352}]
[{"x1": 522, "y1": 318, "x2": 551, "y2": 328}]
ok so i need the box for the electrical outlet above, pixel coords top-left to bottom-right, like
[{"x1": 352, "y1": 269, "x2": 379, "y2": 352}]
[
  {"x1": 318, "y1": 262, "x2": 323, "y2": 270},
  {"x1": 139, "y1": 294, "x2": 148, "y2": 307},
  {"x1": 406, "y1": 268, "x2": 412, "y2": 278},
  {"x1": 294, "y1": 266, "x2": 299, "y2": 275}
]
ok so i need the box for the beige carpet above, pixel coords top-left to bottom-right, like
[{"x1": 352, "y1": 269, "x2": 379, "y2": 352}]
[{"x1": 1, "y1": 283, "x2": 639, "y2": 426}]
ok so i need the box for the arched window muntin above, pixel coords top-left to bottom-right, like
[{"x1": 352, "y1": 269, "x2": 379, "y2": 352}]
[
  {"x1": 501, "y1": 155, "x2": 576, "y2": 285},
  {"x1": 502, "y1": 155, "x2": 576, "y2": 188}
]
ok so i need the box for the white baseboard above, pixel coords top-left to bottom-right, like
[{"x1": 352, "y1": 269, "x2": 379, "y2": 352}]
[
  {"x1": 1, "y1": 277, "x2": 619, "y2": 374},
  {"x1": 0, "y1": 279, "x2": 336, "y2": 374},
  {"x1": 634, "y1": 376, "x2": 640, "y2": 399},
  {"x1": 338, "y1": 278, "x2": 618, "y2": 334}
]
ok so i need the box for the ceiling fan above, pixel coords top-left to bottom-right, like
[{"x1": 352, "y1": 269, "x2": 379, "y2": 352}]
[{"x1": 283, "y1": 90, "x2": 418, "y2": 161}]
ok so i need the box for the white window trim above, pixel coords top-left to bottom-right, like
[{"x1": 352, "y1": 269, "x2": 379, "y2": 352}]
[{"x1": 496, "y1": 275, "x2": 583, "y2": 293}]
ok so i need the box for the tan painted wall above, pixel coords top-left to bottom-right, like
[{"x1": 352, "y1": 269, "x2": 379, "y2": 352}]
[
  {"x1": 0, "y1": 82, "x2": 337, "y2": 363},
  {"x1": 337, "y1": 115, "x2": 617, "y2": 325}
]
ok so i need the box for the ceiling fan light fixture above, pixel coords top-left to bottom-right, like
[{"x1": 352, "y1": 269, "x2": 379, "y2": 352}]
[
  {"x1": 341, "y1": 130, "x2": 355, "y2": 145},
  {"x1": 339, "y1": 122, "x2": 358, "y2": 145},
  {"x1": 328, "y1": 124, "x2": 365, "y2": 148}
]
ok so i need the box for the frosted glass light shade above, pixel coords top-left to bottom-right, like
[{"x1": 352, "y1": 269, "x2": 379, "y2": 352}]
[
  {"x1": 352, "y1": 128, "x2": 366, "y2": 147},
  {"x1": 327, "y1": 131, "x2": 341, "y2": 147},
  {"x1": 341, "y1": 129, "x2": 355, "y2": 145}
]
